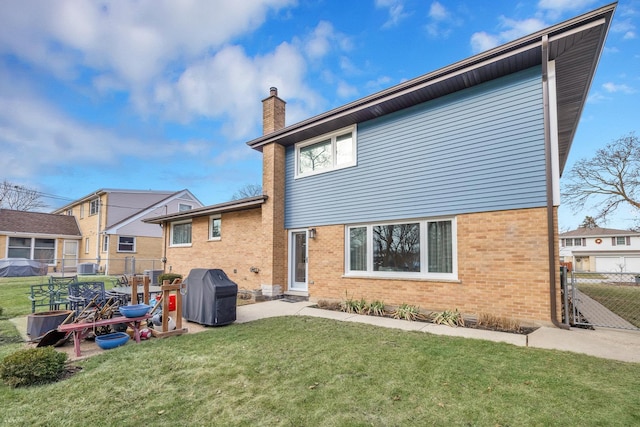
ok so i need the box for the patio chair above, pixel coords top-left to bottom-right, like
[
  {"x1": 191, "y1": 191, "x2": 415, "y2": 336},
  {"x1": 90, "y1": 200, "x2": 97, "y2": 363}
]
[{"x1": 68, "y1": 281, "x2": 106, "y2": 315}]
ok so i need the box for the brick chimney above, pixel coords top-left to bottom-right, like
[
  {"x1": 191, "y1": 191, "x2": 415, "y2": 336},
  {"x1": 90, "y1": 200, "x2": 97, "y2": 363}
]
[
  {"x1": 260, "y1": 88, "x2": 286, "y2": 297},
  {"x1": 262, "y1": 87, "x2": 286, "y2": 135}
]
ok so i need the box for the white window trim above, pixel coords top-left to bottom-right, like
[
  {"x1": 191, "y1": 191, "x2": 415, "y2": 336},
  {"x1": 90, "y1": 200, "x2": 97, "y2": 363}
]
[
  {"x1": 117, "y1": 236, "x2": 136, "y2": 253},
  {"x1": 295, "y1": 125, "x2": 357, "y2": 179},
  {"x1": 102, "y1": 235, "x2": 109, "y2": 253},
  {"x1": 89, "y1": 198, "x2": 99, "y2": 216},
  {"x1": 209, "y1": 214, "x2": 221, "y2": 241},
  {"x1": 344, "y1": 217, "x2": 457, "y2": 280},
  {"x1": 170, "y1": 220, "x2": 192, "y2": 247},
  {"x1": 179, "y1": 203, "x2": 193, "y2": 212},
  {"x1": 85, "y1": 237, "x2": 90, "y2": 254}
]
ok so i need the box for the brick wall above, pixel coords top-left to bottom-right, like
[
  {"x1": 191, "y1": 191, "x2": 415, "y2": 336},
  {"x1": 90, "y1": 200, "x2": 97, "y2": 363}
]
[
  {"x1": 306, "y1": 207, "x2": 560, "y2": 324},
  {"x1": 165, "y1": 208, "x2": 265, "y2": 290},
  {"x1": 261, "y1": 142, "x2": 287, "y2": 290}
]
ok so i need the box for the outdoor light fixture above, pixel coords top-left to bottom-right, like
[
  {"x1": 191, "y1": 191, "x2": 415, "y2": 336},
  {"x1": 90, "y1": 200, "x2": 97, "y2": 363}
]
[{"x1": 308, "y1": 228, "x2": 316, "y2": 239}]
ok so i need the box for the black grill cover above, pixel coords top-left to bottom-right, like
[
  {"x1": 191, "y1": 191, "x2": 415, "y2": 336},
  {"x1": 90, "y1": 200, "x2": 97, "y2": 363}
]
[{"x1": 183, "y1": 269, "x2": 238, "y2": 326}]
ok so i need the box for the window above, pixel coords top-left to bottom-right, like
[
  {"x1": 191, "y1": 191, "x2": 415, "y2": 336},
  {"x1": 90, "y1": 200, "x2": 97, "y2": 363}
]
[
  {"x1": 66, "y1": 209, "x2": 73, "y2": 216},
  {"x1": 102, "y1": 235, "x2": 109, "y2": 252},
  {"x1": 209, "y1": 215, "x2": 221, "y2": 240},
  {"x1": 118, "y1": 236, "x2": 135, "y2": 252},
  {"x1": 346, "y1": 218, "x2": 456, "y2": 279},
  {"x1": 8, "y1": 237, "x2": 31, "y2": 259},
  {"x1": 33, "y1": 239, "x2": 55, "y2": 264},
  {"x1": 613, "y1": 236, "x2": 631, "y2": 246},
  {"x1": 296, "y1": 126, "x2": 356, "y2": 177},
  {"x1": 179, "y1": 203, "x2": 192, "y2": 212},
  {"x1": 80, "y1": 204, "x2": 84, "y2": 219},
  {"x1": 89, "y1": 199, "x2": 99, "y2": 215},
  {"x1": 8, "y1": 237, "x2": 55, "y2": 264},
  {"x1": 171, "y1": 221, "x2": 192, "y2": 246},
  {"x1": 573, "y1": 238, "x2": 582, "y2": 246},
  {"x1": 85, "y1": 238, "x2": 90, "y2": 254}
]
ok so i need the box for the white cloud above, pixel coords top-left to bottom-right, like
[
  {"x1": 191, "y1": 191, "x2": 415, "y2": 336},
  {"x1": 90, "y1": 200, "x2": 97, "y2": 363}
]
[
  {"x1": 0, "y1": 77, "x2": 204, "y2": 183},
  {"x1": 157, "y1": 41, "x2": 321, "y2": 138},
  {"x1": 602, "y1": 82, "x2": 636, "y2": 94},
  {"x1": 425, "y1": 1, "x2": 462, "y2": 38},
  {"x1": 470, "y1": 16, "x2": 546, "y2": 53},
  {"x1": 537, "y1": 0, "x2": 597, "y2": 20},
  {"x1": 375, "y1": 0, "x2": 410, "y2": 29},
  {"x1": 336, "y1": 81, "x2": 358, "y2": 99},
  {"x1": 0, "y1": 0, "x2": 296, "y2": 88},
  {"x1": 470, "y1": 32, "x2": 501, "y2": 53},
  {"x1": 429, "y1": 1, "x2": 448, "y2": 21}
]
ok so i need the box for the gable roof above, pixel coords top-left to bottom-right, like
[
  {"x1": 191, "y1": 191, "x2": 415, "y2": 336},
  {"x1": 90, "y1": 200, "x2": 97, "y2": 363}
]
[
  {"x1": 51, "y1": 188, "x2": 184, "y2": 214},
  {"x1": 560, "y1": 227, "x2": 640, "y2": 237},
  {"x1": 0, "y1": 209, "x2": 81, "y2": 237},
  {"x1": 104, "y1": 189, "x2": 203, "y2": 233},
  {"x1": 246, "y1": 3, "x2": 615, "y2": 175}
]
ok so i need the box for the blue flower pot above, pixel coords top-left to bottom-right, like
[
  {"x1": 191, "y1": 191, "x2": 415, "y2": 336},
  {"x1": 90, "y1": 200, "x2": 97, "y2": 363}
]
[
  {"x1": 119, "y1": 304, "x2": 151, "y2": 318},
  {"x1": 95, "y1": 332, "x2": 130, "y2": 350}
]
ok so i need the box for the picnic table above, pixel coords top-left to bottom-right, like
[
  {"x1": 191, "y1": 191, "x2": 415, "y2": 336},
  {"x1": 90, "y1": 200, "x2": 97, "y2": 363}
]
[{"x1": 57, "y1": 314, "x2": 152, "y2": 357}]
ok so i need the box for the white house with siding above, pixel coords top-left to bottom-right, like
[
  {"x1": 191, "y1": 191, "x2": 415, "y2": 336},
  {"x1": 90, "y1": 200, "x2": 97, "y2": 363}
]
[{"x1": 560, "y1": 227, "x2": 640, "y2": 273}]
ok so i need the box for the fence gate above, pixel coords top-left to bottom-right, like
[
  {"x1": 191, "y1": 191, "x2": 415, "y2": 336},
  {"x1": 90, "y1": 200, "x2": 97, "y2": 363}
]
[{"x1": 570, "y1": 271, "x2": 640, "y2": 331}]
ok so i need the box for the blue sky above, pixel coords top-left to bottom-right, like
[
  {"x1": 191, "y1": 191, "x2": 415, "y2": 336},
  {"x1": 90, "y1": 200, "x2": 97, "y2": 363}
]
[{"x1": 0, "y1": 0, "x2": 638, "y2": 230}]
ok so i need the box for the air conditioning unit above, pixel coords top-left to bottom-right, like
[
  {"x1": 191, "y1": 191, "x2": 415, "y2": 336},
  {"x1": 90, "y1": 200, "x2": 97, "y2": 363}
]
[
  {"x1": 78, "y1": 263, "x2": 97, "y2": 275},
  {"x1": 144, "y1": 269, "x2": 164, "y2": 285}
]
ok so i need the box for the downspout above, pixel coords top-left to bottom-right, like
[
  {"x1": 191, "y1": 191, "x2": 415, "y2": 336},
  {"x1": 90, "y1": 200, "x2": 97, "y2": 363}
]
[
  {"x1": 96, "y1": 196, "x2": 102, "y2": 266},
  {"x1": 541, "y1": 35, "x2": 570, "y2": 329}
]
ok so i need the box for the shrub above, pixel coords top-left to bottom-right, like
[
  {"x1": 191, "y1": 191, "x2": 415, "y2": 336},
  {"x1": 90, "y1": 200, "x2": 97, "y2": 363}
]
[
  {"x1": 432, "y1": 309, "x2": 465, "y2": 327},
  {"x1": 477, "y1": 313, "x2": 521, "y2": 332},
  {"x1": 1, "y1": 347, "x2": 67, "y2": 388},
  {"x1": 317, "y1": 300, "x2": 341, "y2": 311},
  {"x1": 367, "y1": 300, "x2": 386, "y2": 316},
  {"x1": 391, "y1": 303, "x2": 424, "y2": 321},
  {"x1": 0, "y1": 306, "x2": 4, "y2": 317},
  {"x1": 341, "y1": 296, "x2": 360, "y2": 314},
  {"x1": 158, "y1": 273, "x2": 183, "y2": 285}
]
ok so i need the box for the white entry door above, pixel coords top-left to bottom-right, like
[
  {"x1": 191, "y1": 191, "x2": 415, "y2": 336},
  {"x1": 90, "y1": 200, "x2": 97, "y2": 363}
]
[
  {"x1": 62, "y1": 240, "x2": 78, "y2": 270},
  {"x1": 289, "y1": 230, "x2": 308, "y2": 292}
]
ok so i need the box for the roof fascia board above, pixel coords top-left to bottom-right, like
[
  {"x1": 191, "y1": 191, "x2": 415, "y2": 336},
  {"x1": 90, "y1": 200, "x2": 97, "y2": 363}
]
[
  {"x1": 143, "y1": 196, "x2": 268, "y2": 224},
  {"x1": 0, "y1": 231, "x2": 82, "y2": 239}
]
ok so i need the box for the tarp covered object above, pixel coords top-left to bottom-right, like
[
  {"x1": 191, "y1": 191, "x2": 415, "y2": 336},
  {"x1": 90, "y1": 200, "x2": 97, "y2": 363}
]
[
  {"x1": 183, "y1": 268, "x2": 238, "y2": 326},
  {"x1": 0, "y1": 258, "x2": 48, "y2": 277}
]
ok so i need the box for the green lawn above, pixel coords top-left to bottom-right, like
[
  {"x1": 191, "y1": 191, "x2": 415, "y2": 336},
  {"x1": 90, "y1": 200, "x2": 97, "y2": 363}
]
[
  {"x1": 578, "y1": 283, "x2": 640, "y2": 328},
  {"x1": 1, "y1": 277, "x2": 640, "y2": 426}
]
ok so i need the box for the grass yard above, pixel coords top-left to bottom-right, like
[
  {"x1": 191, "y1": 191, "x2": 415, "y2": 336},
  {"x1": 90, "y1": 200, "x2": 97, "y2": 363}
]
[
  {"x1": 1, "y1": 276, "x2": 640, "y2": 426},
  {"x1": 1, "y1": 317, "x2": 639, "y2": 426},
  {"x1": 578, "y1": 283, "x2": 640, "y2": 328}
]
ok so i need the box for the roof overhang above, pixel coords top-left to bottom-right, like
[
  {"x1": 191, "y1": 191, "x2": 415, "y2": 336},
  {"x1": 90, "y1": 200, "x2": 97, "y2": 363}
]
[
  {"x1": 143, "y1": 195, "x2": 268, "y2": 224},
  {"x1": 247, "y1": 3, "x2": 615, "y2": 175}
]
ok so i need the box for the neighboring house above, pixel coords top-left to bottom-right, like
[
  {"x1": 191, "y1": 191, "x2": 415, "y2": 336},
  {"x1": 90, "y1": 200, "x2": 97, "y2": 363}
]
[
  {"x1": 0, "y1": 209, "x2": 81, "y2": 272},
  {"x1": 145, "y1": 5, "x2": 615, "y2": 325},
  {"x1": 53, "y1": 189, "x2": 203, "y2": 275},
  {"x1": 560, "y1": 227, "x2": 640, "y2": 273}
]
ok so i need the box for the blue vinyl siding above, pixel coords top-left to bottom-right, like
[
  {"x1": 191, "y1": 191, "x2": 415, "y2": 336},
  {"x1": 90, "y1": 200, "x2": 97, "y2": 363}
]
[{"x1": 285, "y1": 67, "x2": 545, "y2": 229}]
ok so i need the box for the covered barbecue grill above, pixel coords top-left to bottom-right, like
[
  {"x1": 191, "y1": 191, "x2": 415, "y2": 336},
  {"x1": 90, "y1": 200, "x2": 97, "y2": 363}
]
[{"x1": 182, "y1": 268, "x2": 238, "y2": 326}]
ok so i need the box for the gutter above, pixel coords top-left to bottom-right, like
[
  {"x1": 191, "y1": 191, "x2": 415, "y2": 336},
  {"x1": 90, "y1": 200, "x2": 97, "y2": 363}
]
[{"x1": 542, "y1": 34, "x2": 570, "y2": 330}]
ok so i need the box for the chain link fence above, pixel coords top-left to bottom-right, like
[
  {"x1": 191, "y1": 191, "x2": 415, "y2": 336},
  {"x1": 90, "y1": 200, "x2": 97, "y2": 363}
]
[
  {"x1": 568, "y1": 271, "x2": 640, "y2": 330},
  {"x1": 57, "y1": 257, "x2": 164, "y2": 277}
]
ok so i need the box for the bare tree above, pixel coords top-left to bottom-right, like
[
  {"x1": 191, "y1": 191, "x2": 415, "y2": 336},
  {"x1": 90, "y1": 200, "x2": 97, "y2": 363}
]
[
  {"x1": 0, "y1": 180, "x2": 47, "y2": 211},
  {"x1": 231, "y1": 184, "x2": 263, "y2": 200},
  {"x1": 562, "y1": 133, "x2": 640, "y2": 222}
]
